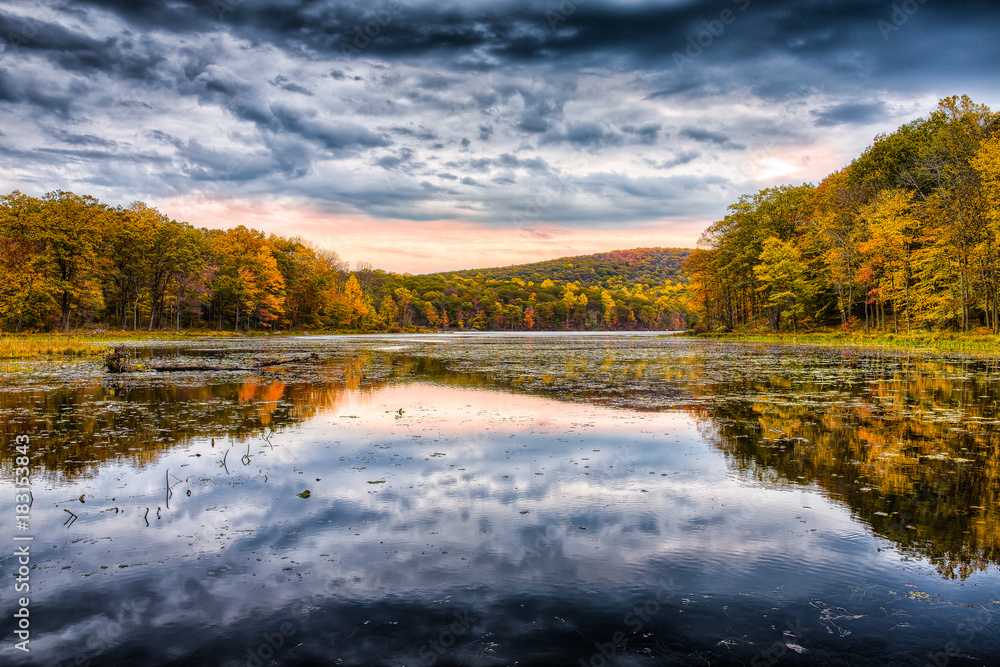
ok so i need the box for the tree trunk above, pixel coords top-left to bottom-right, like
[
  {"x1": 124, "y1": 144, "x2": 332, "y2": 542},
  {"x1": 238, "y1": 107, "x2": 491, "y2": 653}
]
[
  {"x1": 904, "y1": 255, "x2": 911, "y2": 334},
  {"x1": 61, "y1": 290, "x2": 71, "y2": 332}
]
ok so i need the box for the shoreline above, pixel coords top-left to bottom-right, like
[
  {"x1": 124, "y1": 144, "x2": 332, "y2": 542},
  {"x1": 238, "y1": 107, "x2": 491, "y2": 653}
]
[
  {"x1": 678, "y1": 330, "x2": 1000, "y2": 355},
  {"x1": 4, "y1": 328, "x2": 1000, "y2": 359}
]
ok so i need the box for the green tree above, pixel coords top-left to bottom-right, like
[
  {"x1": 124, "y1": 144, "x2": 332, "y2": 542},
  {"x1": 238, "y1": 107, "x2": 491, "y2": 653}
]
[{"x1": 755, "y1": 237, "x2": 813, "y2": 332}]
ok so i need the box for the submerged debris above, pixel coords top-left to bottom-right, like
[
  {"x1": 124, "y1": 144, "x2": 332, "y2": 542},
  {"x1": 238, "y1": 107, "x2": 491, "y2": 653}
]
[{"x1": 104, "y1": 344, "x2": 134, "y2": 373}]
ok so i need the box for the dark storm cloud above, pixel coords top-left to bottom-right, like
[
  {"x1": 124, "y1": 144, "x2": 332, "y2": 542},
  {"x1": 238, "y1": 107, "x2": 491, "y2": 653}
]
[
  {"x1": 272, "y1": 106, "x2": 392, "y2": 151},
  {"x1": 622, "y1": 123, "x2": 661, "y2": 145},
  {"x1": 0, "y1": 9, "x2": 162, "y2": 81},
  {"x1": 181, "y1": 142, "x2": 275, "y2": 183},
  {"x1": 811, "y1": 101, "x2": 887, "y2": 127},
  {"x1": 0, "y1": 68, "x2": 73, "y2": 113},
  {"x1": 645, "y1": 151, "x2": 700, "y2": 170},
  {"x1": 680, "y1": 128, "x2": 729, "y2": 145},
  {"x1": 385, "y1": 126, "x2": 439, "y2": 141},
  {"x1": 679, "y1": 127, "x2": 743, "y2": 150},
  {"x1": 0, "y1": 0, "x2": 997, "y2": 231},
  {"x1": 464, "y1": 154, "x2": 551, "y2": 173},
  {"x1": 540, "y1": 122, "x2": 624, "y2": 149},
  {"x1": 11, "y1": 1, "x2": 994, "y2": 83},
  {"x1": 374, "y1": 147, "x2": 419, "y2": 170},
  {"x1": 49, "y1": 129, "x2": 118, "y2": 148}
]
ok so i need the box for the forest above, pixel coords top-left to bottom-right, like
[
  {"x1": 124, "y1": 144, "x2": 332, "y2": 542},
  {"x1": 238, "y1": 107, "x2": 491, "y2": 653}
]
[
  {"x1": 686, "y1": 95, "x2": 1000, "y2": 333},
  {"x1": 7, "y1": 95, "x2": 997, "y2": 336},
  {"x1": 0, "y1": 191, "x2": 694, "y2": 333}
]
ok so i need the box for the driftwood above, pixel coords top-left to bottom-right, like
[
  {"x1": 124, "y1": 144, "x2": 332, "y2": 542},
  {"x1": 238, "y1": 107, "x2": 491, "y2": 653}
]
[{"x1": 105, "y1": 347, "x2": 319, "y2": 373}]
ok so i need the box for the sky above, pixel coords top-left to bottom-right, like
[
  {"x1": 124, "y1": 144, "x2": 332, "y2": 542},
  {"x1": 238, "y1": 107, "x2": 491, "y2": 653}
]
[{"x1": 0, "y1": 0, "x2": 998, "y2": 273}]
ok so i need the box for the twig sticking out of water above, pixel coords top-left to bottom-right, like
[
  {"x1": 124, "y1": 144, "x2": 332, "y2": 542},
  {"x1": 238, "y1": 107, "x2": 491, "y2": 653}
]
[
  {"x1": 166, "y1": 469, "x2": 173, "y2": 509},
  {"x1": 63, "y1": 509, "x2": 78, "y2": 527}
]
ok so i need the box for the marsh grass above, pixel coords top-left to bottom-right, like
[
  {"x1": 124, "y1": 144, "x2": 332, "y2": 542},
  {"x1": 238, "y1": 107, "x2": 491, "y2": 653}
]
[
  {"x1": 0, "y1": 329, "x2": 246, "y2": 359},
  {"x1": 682, "y1": 330, "x2": 1000, "y2": 354},
  {"x1": 0, "y1": 335, "x2": 106, "y2": 358}
]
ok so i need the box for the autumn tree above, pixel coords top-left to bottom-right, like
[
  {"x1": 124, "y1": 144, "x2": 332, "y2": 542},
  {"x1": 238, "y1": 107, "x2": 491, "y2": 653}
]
[
  {"x1": 210, "y1": 226, "x2": 286, "y2": 331},
  {"x1": 755, "y1": 237, "x2": 813, "y2": 332},
  {"x1": 38, "y1": 191, "x2": 107, "y2": 331},
  {"x1": 0, "y1": 191, "x2": 48, "y2": 331}
]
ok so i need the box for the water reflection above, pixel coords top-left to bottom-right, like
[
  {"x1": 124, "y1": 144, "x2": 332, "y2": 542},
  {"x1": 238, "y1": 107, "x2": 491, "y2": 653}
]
[
  {"x1": 381, "y1": 338, "x2": 1000, "y2": 580},
  {"x1": 0, "y1": 352, "x2": 392, "y2": 480},
  {"x1": 1, "y1": 336, "x2": 999, "y2": 665}
]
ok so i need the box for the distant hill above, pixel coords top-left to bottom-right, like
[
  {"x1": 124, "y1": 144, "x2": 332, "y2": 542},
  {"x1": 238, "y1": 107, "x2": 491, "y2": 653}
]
[
  {"x1": 379, "y1": 247, "x2": 696, "y2": 331},
  {"x1": 439, "y1": 247, "x2": 692, "y2": 288}
]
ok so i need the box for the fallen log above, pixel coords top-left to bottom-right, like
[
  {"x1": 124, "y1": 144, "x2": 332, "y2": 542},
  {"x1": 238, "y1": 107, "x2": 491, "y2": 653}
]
[
  {"x1": 106, "y1": 348, "x2": 320, "y2": 373},
  {"x1": 149, "y1": 352, "x2": 320, "y2": 372}
]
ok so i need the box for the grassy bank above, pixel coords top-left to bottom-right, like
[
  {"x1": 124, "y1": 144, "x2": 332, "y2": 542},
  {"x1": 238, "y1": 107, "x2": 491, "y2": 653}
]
[
  {"x1": 0, "y1": 330, "x2": 246, "y2": 359},
  {"x1": 0, "y1": 327, "x2": 442, "y2": 359},
  {"x1": 679, "y1": 330, "x2": 1000, "y2": 354},
  {"x1": 0, "y1": 335, "x2": 108, "y2": 359}
]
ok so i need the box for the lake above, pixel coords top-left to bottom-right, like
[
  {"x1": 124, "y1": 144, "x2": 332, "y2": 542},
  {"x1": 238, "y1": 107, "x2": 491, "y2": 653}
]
[{"x1": 2, "y1": 333, "x2": 999, "y2": 666}]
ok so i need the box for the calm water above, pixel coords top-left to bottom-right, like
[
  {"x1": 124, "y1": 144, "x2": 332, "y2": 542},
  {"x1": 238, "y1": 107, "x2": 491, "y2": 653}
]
[{"x1": 1, "y1": 333, "x2": 999, "y2": 666}]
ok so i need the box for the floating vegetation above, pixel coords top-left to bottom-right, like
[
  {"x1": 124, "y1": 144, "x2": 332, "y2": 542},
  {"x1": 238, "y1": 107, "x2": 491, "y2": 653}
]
[{"x1": 4, "y1": 333, "x2": 1000, "y2": 581}]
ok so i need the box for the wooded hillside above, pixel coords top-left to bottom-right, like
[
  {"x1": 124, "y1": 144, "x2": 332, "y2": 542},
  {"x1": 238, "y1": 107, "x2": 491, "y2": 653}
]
[
  {"x1": 0, "y1": 196, "x2": 694, "y2": 333},
  {"x1": 446, "y1": 248, "x2": 690, "y2": 289}
]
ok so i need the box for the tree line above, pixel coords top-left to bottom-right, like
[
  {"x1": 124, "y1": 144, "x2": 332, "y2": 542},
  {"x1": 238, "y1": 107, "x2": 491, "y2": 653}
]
[
  {"x1": 0, "y1": 192, "x2": 694, "y2": 333},
  {"x1": 685, "y1": 95, "x2": 1000, "y2": 334}
]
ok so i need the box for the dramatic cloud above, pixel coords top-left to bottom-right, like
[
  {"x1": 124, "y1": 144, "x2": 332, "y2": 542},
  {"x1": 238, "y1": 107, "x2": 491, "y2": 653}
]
[{"x1": 0, "y1": 0, "x2": 997, "y2": 271}]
